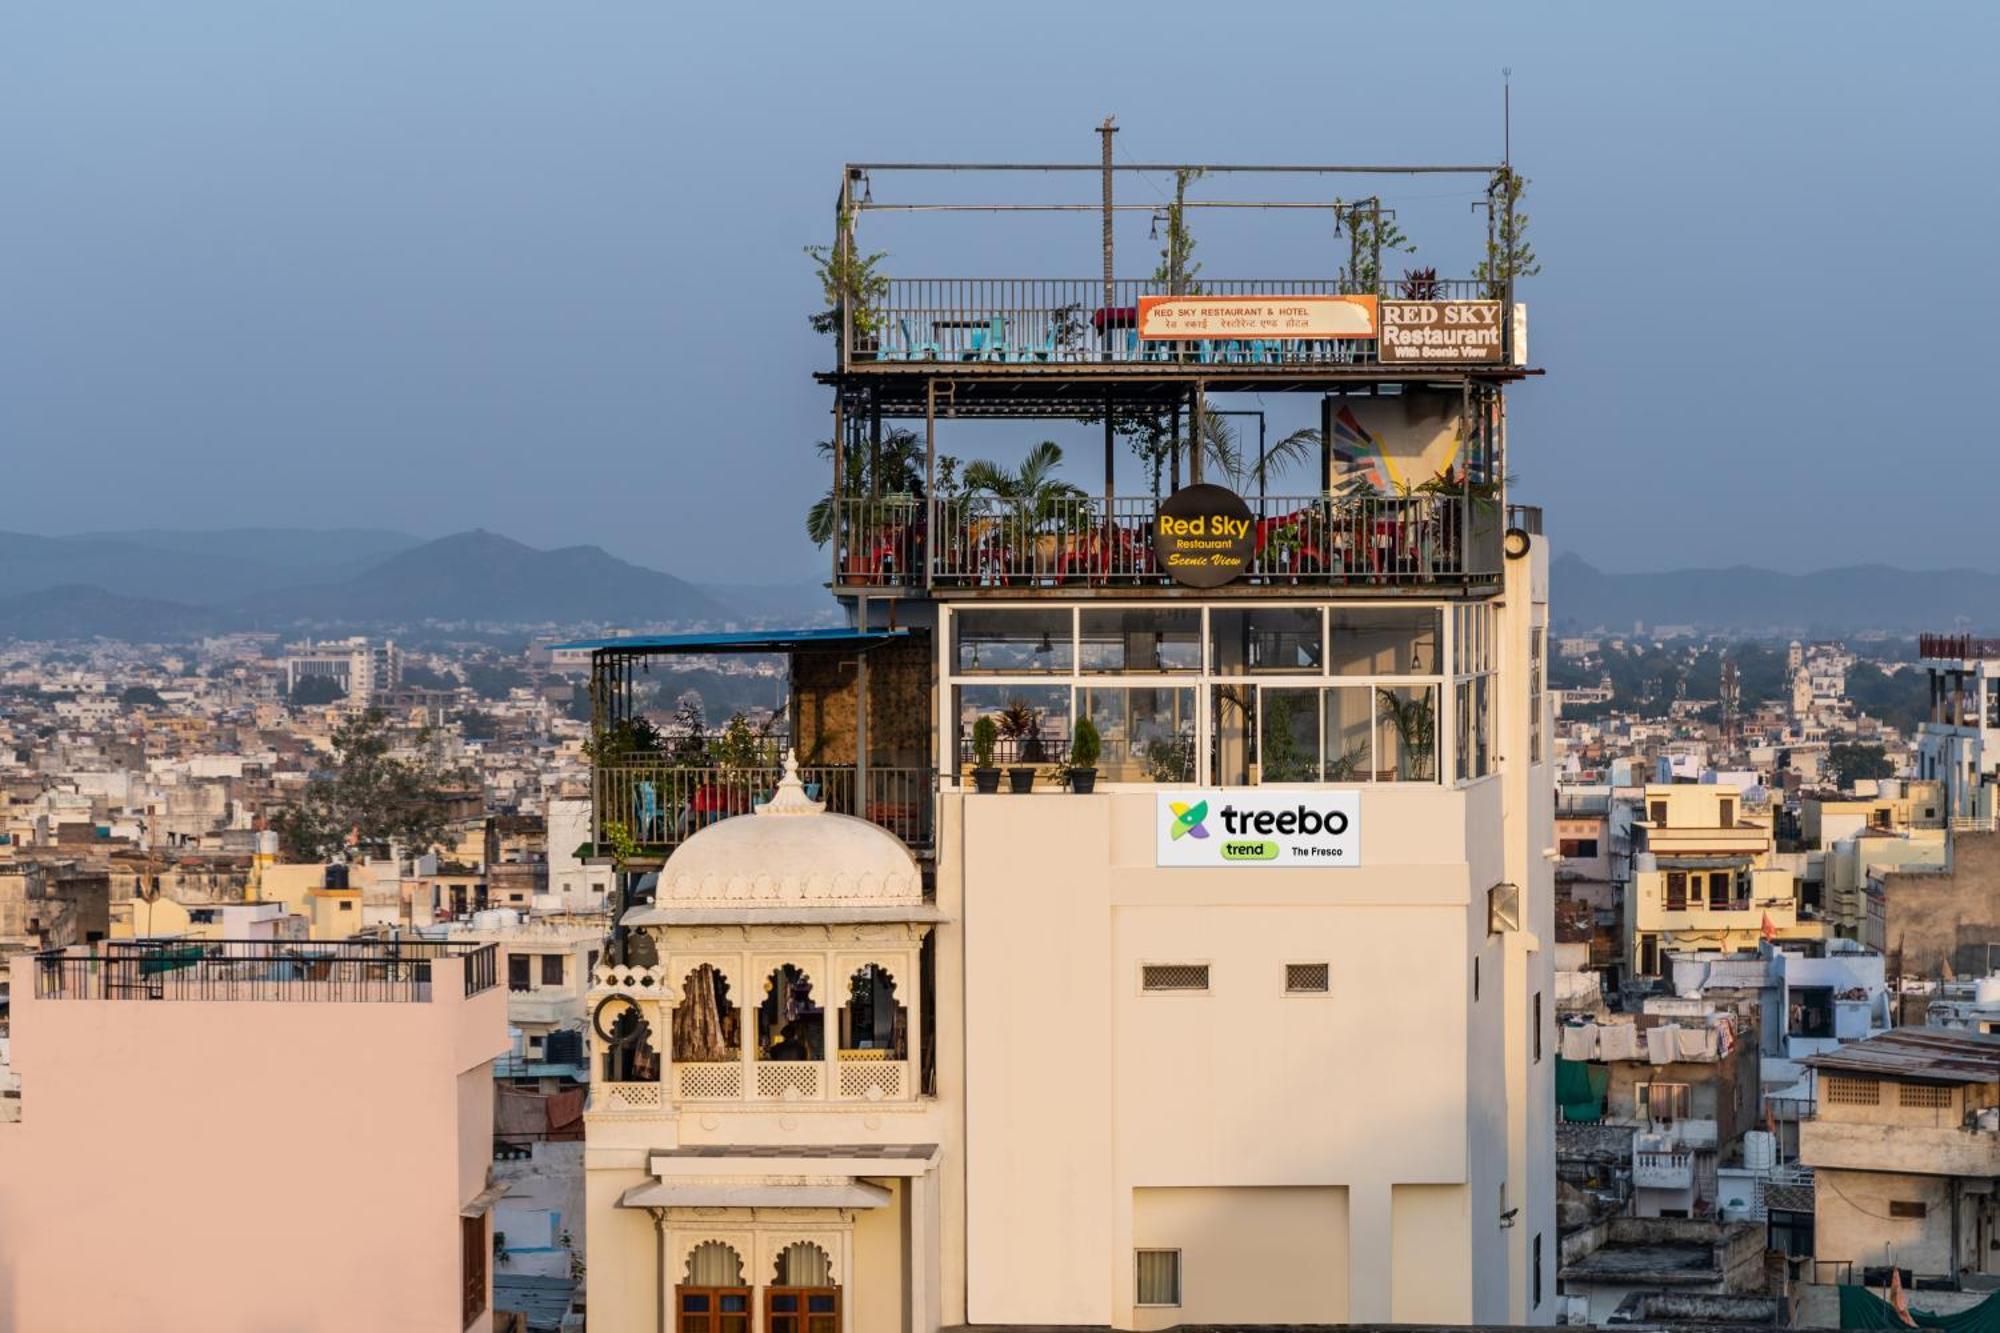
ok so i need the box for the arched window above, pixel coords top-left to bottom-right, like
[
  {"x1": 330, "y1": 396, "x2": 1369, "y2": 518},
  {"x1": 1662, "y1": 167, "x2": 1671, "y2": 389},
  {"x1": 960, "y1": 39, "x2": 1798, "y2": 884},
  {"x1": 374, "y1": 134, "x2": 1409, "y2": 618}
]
[
  {"x1": 769, "y1": 1242, "x2": 840, "y2": 1333},
  {"x1": 685, "y1": 1240, "x2": 745, "y2": 1287},
  {"x1": 673, "y1": 964, "x2": 739, "y2": 1062},
  {"x1": 773, "y1": 1240, "x2": 834, "y2": 1286},
  {"x1": 595, "y1": 997, "x2": 659, "y2": 1083},
  {"x1": 757, "y1": 965, "x2": 822, "y2": 1061},
  {"x1": 679, "y1": 1242, "x2": 749, "y2": 1333},
  {"x1": 840, "y1": 965, "x2": 907, "y2": 1059}
]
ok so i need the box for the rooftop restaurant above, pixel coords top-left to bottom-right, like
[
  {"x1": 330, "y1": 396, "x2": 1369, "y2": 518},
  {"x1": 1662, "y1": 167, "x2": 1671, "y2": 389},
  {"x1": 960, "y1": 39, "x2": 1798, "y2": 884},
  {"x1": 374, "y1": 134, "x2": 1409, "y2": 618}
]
[
  {"x1": 570, "y1": 150, "x2": 1545, "y2": 865},
  {"x1": 811, "y1": 151, "x2": 1540, "y2": 596}
]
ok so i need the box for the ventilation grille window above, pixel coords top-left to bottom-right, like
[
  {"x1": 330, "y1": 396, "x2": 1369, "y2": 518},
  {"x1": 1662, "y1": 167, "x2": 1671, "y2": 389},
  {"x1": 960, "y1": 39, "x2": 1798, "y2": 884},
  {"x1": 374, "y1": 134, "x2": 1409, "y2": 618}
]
[
  {"x1": 1141, "y1": 964, "x2": 1210, "y2": 993},
  {"x1": 1285, "y1": 963, "x2": 1331, "y2": 993}
]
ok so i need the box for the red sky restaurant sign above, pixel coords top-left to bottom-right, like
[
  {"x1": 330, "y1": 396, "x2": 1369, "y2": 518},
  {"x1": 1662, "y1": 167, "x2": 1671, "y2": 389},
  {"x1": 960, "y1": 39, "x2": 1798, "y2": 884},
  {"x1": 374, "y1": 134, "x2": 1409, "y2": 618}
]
[
  {"x1": 1137, "y1": 294, "x2": 1377, "y2": 341},
  {"x1": 1379, "y1": 299, "x2": 1505, "y2": 363}
]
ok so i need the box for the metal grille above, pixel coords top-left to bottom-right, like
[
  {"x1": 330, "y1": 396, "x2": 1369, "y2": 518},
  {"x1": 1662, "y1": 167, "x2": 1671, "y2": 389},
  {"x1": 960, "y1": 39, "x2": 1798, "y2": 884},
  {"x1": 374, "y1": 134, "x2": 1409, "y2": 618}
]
[
  {"x1": 1899, "y1": 1083, "x2": 1953, "y2": 1109},
  {"x1": 1141, "y1": 964, "x2": 1209, "y2": 993},
  {"x1": 596, "y1": 1083, "x2": 663, "y2": 1112},
  {"x1": 1285, "y1": 963, "x2": 1331, "y2": 993},
  {"x1": 1825, "y1": 1076, "x2": 1880, "y2": 1106}
]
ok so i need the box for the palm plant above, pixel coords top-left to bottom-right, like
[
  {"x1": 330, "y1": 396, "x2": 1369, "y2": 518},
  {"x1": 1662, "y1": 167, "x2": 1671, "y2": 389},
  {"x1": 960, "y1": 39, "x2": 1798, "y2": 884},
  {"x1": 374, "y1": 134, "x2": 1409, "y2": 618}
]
[
  {"x1": 961, "y1": 441, "x2": 1084, "y2": 521},
  {"x1": 806, "y1": 426, "x2": 927, "y2": 546},
  {"x1": 1199, "y1": 416, "x2": 1336, "y2": 495}
]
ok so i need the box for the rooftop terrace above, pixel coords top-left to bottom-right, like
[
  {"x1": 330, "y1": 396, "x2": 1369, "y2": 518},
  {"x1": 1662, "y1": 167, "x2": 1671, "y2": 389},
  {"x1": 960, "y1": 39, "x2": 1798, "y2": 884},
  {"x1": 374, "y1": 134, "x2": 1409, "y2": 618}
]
[{"x1": 33, "y1": 938, "x2": 499, "y2": 1002}]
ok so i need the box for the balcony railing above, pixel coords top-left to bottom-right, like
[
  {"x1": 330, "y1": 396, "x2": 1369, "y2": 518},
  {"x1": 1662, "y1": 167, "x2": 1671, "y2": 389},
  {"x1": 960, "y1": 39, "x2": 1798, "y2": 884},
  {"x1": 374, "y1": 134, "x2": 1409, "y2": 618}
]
[
  {"x1": 1633, "y1": 1149, "x2": 1696, "y2": 1190},
  {"x1": 849, "y1": 276, "x2": 1503, "y2": 369},
  {"x1": 33, "y1": 939, "x2": 499, "y2": 1002},
  {"x1": 835, "y1": 492, "x2": 1500, "y2": 590},
  {"x1": 593, "y1": 761, "x2": 934, "y2": 855},
  {"x1": 1921, "y1": 633, "x2": 2000, "y2": 661}
]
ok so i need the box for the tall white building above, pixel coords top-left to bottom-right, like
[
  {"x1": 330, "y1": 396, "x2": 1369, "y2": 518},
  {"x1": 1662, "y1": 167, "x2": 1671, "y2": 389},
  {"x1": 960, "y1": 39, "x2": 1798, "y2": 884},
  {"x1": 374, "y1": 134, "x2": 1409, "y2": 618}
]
[
  {"x1": 579, "y1": 153, "x2": 1555, "y2": 1331},
  {"x1": 282, "y1": 635, "x2": 401, "y2": 703}
]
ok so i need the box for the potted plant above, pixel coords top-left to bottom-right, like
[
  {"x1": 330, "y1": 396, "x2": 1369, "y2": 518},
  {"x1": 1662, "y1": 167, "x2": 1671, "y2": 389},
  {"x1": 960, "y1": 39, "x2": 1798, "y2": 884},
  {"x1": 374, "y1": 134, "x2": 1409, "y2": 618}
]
[
  {"x1": 997, "y1": 699, "x2": 1042, "y2": 793},
  {"x1": 969, "y1": 716, "x2": 1001, "y2": 794},
  {"x1": 1067, "y1": 716, "x2": 1101, "y2": 793}
]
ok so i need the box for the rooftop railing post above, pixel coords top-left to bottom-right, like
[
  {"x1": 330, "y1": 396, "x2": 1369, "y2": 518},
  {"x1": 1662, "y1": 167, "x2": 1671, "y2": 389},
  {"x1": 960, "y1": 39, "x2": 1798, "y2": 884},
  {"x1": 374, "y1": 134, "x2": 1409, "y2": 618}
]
[
  {"x1": 924, "y1": 379, "x2": 937, "y2": 593},
  {"x1": 1098, "y1": 117, "x2": 1115, "y2": 363}
]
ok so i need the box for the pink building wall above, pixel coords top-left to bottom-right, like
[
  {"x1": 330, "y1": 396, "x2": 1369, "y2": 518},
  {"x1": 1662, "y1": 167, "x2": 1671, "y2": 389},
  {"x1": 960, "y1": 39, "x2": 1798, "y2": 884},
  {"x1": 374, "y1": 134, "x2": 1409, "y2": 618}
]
[{"x1": 0, "y1": 954, "x2": 507, "y2": 1333}]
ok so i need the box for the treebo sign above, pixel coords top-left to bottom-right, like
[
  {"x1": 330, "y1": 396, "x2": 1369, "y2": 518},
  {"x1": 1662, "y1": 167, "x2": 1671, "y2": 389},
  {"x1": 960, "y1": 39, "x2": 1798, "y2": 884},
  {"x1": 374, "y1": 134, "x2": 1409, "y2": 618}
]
[{"x1": 1156, "y1": 790, "x2": 1363, "y2": 867}]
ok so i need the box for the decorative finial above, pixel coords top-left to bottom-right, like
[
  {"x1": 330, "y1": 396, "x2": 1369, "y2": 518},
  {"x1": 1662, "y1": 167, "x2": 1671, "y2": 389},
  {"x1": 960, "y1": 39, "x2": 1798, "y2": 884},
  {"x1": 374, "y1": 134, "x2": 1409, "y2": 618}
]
[{"x1": 757, "y1": 748, "x2": 825, "y2": 816}]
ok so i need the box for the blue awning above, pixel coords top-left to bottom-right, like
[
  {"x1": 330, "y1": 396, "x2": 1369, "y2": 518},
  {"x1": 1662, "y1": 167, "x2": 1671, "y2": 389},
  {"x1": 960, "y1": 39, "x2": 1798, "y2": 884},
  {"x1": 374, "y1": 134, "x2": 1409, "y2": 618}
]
[{"x1": 553, "y1": 627, "x2": 910, "y2": 655}]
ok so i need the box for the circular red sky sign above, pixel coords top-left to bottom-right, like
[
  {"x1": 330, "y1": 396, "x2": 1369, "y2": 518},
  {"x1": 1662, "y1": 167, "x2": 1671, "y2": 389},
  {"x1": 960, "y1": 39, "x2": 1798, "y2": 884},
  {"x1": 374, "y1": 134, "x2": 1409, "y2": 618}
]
[{"x1": 1155, "y1": 484, "x2": 1255, "y2": 588}]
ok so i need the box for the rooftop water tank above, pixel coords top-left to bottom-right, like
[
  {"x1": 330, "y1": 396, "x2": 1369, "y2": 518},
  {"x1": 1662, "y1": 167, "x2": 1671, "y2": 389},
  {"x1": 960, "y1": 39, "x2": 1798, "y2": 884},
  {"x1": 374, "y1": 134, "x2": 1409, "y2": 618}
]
[{"x1": 1743, "y1": 1129, "x2": 1776, "y2": 1171}]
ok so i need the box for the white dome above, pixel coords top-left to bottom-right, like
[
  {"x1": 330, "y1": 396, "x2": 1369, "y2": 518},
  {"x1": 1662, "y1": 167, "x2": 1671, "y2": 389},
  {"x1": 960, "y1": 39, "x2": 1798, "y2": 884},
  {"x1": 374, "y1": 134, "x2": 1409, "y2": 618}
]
[{"x1": 656, "y1": 753, "x2": 922, "y2": 908}]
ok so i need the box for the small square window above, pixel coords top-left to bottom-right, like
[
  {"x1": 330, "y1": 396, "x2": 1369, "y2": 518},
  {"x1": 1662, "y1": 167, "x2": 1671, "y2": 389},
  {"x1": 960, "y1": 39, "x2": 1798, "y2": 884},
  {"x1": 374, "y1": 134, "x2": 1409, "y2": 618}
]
[
  {"x1": 1890, "y1": 1200, "x2": 1929, "y2": 1220},
  {"x1": 1141, "y1": 964, "x2": 1209, "y2": 993},
  {"x1": 1285, "y1": 963, "x2": 1330, "y2": 994},
  {"x1": 1135, "y1": 1249, "x2": 1181, "y2": 1307}
]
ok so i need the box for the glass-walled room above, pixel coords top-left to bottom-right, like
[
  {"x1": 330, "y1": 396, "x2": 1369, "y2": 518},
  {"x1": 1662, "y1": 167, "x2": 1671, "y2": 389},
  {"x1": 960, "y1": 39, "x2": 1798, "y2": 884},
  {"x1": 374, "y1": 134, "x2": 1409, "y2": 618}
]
[{"x1": 944, "y1": 601, "x2": 1500, "y2": 788}]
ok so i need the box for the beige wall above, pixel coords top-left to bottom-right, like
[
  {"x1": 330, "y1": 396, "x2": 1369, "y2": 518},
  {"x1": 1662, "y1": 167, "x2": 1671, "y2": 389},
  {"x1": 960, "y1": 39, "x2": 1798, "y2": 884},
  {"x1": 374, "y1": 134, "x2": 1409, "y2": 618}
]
[
  {"x1": 959, "y1": 777, "x2": 1544, "y2": 1328},
  {"x1": 1393, "y1": 1183, "x2": 1472, "y2": 1321},
  {"x1": 0, "y1": 955, "x2": 507, "y2": 1333},
  {"x1": 1813, "y1": 1168, "x2": 1957, "y2": 1278},
  {"x1": 1130, "y1": 1185, "x2": 1349, "y2": 1328}
]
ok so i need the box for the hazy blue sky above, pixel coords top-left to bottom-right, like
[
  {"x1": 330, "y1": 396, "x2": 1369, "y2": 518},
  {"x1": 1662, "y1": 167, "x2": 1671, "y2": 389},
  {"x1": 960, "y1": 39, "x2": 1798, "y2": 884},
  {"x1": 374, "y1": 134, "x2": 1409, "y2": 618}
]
[{"x1": 5, "y1": 2, "x2": 1996, "y2": 582}]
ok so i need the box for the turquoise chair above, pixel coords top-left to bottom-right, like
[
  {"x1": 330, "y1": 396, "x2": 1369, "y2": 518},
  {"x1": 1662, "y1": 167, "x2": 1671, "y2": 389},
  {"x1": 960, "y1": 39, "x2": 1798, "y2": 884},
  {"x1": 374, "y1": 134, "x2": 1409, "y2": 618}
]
[{"x1": 897, "y1": 317, "x2": 938, "y2": 361}]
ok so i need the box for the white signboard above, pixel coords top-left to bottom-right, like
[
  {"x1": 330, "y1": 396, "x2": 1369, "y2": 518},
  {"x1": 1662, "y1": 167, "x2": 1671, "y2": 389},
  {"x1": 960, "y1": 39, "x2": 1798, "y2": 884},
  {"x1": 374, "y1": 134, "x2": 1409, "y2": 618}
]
[{"x1": 1155, "y1": 790, "x2": 1362, "y2": 868}]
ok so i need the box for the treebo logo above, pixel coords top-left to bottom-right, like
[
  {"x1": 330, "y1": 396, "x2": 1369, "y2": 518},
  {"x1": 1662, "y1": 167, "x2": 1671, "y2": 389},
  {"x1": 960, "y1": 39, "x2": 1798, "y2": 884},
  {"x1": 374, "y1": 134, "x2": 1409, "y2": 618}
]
[
  {"x1": 1216, "y1": 802, "x2": 1350, "y2": 837},
  {"x1": 1167, "y1": 799, "x2": 1211, "y2": 840}
]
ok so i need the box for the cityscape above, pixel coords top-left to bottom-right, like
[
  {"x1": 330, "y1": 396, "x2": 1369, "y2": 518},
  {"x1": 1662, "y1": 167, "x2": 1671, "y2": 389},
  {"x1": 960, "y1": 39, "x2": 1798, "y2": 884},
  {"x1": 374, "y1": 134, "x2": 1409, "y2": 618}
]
[{"x1": 4, "y1": 5, "x2": 1999, "y2": 1333}]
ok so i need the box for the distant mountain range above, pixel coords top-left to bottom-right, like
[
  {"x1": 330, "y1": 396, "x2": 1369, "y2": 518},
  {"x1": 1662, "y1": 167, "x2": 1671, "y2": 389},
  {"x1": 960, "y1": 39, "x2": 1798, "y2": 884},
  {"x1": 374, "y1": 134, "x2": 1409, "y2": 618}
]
[
  {"x1": 5, "y1": 528, "x2": 1990, "y2": 642},
  {"x1": 1551, "y1": 553, "x2": 2000, "y2": 634},
  {"x1": 0, "y1": 528, "x2": 731, "y2": 641}
]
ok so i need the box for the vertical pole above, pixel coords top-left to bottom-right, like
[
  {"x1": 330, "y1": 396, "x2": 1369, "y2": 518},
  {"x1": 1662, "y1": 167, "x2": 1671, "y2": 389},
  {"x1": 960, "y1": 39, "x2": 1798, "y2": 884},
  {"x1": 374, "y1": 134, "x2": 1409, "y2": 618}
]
[
  {"x1": 831, "y1": 390, "x2": 846, "y2": 587},
  {"x1": 838, "y1": 171, "x2": 854, "y2": 371},
  {"x1": 924, "y1": 379, "x2": 937, "y2": 592},
  {"x1": 1189, "y1": 382, "x2": 1205, "y2": 486},
  {"x1": 1256, "y1": 411, "x2": 1267, "y2": 508},
  {"x1": 855, "y1": 631, "x2": 871, "y2": 830},
  {"x1": 1169, "y1": 403, "x2": 1181, "y2": 494},
  {"x1": 1099, "y1": 117, "x2": 1117, "y2": 363},
  {"x1": 1320, "y1": 394, "x2": 1334, "y2": 494},
  {"x1": 869, "y1": 389, "x2": 882, "y2": 499}
]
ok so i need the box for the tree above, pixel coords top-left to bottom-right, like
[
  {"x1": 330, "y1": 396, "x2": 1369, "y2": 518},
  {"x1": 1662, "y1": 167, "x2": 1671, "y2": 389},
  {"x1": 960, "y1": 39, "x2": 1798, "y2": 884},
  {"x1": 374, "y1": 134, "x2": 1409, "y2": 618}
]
[
  {"x1": 1475, "y1": 170, "x2": 1541, "y2": 297},
  {"x1": 463, "y1": 659, "x2": 529, "y2": 701},
  {"x1": 271, "y1": 710, "x2": 464, "y2": 861},
  {"x1": 1335, "y1": 198, "x2": 1414, "y2": 293},
  {"x1": 400, "y1": 661, "x2": 453, "y2": 689},
  {"x1": 806, "y1": 425, "x2": 933, "y2": 546},
  {"x1": 1151, "y1": 168, "x2": 1205, "y2": 294},
  {"x1": 962, "y1": 441, "x2": 1085, "y2": 524},
  {"x1": 1830, "y1": 743, "x2": 1896, "y2": 791},
  {"x1": 290, "y1": 676, "x2": 346, "y2": 707},
  {"x1": 454, "y1": 709, "x2": 500, "y2": 742},
  {"x1": 120, "y1": 685, "x2": 165, "y2": 708}
]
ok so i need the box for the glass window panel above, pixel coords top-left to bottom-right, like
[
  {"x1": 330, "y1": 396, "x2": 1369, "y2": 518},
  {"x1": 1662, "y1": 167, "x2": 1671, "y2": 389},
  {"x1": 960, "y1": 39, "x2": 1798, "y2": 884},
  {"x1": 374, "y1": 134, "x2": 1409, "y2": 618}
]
[
  {"x1": 1210, "y1": 683, "x2": 1255, "y2": 786},
  {"x1": 1329, "y1": 608, "x2": 1441, "y2": 676},
  {"x1": 771, "y1": 1296, "x2": 799, "y2": 1313},
  {"x1": 1474, "y1": 676, "x2": 1494, "y2": 778},
  {"x1": 682, "y1": 1295, "x2": 712, "y2": 1312},
  {"x1": 1455, "y1": 681, "x2": 1472, "y2": 782},
  {"x1": 807, "y1": 1297, "x2": 837, "y2": 1313},
  {"x1": 1375, "y1": 684, "x2": 1439, "y2": 782},
  {"x1": 1210, "y1": 607, "x2": 1323, "y2": 674},
  {"x1": 1078, "y1": 687, "x2": 1197, "y2": 783},
  {"x1": 720, "y1": 1297, "x2": 749, "y2": 1313},
  {"x1": 1259, "y1": 689, "x2": 1322, "y2": 783},
  {"x1": 953, "y1": 608, "x2": 1073, "y2": 673},
  {"x1": 1324, "y1": 686, "x2": 1375, "y2": 781},
  {"x1": 954, "y1": 684, "x2": 1071, "y2": 772},
  {"x1": 1136, "y1": 1250, "x2": 1182, "y2": 1306},
  {"x1": 1079, "y1": 608, "x2": 1201, "y2": 673}
]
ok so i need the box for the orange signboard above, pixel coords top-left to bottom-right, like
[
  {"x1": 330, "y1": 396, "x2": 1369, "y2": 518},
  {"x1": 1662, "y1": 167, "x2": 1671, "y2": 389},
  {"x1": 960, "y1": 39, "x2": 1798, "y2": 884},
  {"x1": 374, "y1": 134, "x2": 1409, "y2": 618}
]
[{"x1": 1136, "y1": 294, "x2": 1378, "y2": 341}]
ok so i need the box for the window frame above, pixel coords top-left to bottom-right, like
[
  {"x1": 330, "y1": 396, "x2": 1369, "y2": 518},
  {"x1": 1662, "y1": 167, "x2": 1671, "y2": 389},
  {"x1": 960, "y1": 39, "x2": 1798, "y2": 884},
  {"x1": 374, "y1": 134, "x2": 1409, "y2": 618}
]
[
  {"x1": 1134, "y1": 1248, "x2": 1183, "y2": 1308},
  {"x1": 1139, "y1": 962, "x2": 1212, "y2": 995},
  {"x1": 540, "y1": 952, "x2": 565, "y2": 988},
  {"x1": 941, "y1": 600, "x2": 1463, "y2": 790},
  {"x1": 1283, "y1": 961, "x2": 1332, "y2": 995}
]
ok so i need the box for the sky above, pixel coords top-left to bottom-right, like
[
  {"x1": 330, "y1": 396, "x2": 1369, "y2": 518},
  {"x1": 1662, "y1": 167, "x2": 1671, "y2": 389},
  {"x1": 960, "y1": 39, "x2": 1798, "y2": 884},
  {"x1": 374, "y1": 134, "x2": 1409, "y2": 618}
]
[{"x1": 4, "y1": 2, "x2": 1998, "y2": 583}]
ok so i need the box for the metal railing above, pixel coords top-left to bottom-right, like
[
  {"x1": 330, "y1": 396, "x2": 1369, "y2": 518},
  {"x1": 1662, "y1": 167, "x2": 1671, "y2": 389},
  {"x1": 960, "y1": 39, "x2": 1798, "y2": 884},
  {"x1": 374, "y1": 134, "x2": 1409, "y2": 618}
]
[
  {"x1": 593, "y1": 762, "x2": 934, "y2": 854},
  {"x1": 836, "y1": 492, "x2": 1501, "y2": 590},
  {"x1": 1921, "y1": 633, "x2": 2000, "y2": 660},
  {"x1": 851, "y1": 276, "x2": 1497, "y2": 367},
  {"x1": 33, "y1": 939, "x2": 500, "y2": 1002},
  {"x1": 1507, "y1": 503, "x2": 1543, "y2": 534}
]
